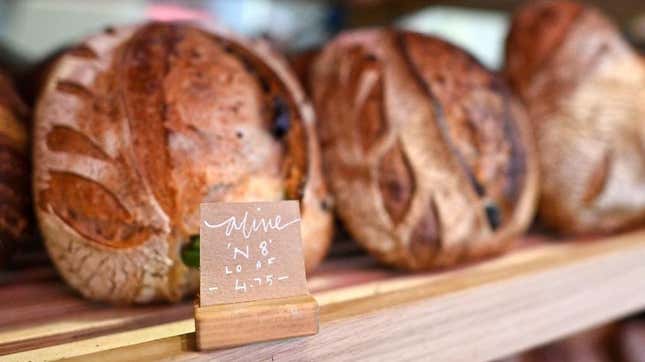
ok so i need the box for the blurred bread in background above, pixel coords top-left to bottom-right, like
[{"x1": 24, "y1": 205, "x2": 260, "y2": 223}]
[
  {"x1": 0, "y1": 70, "x2": 29, "y2": 267},
  {"x1": 505, "y1": 0, "x2": 645, "y2": 235}
]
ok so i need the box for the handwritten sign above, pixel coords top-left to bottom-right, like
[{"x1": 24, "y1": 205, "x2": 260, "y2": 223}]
[{"x1": 199, "y1": 201, "x2": 309, "y2": 306}]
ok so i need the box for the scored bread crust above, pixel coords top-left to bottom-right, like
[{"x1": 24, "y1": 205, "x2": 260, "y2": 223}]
[
  {"x1": 0, "y1": 71, "x2": 30, "y2": 266},
  {"x1": 505, "y1": 1, "x2": 645, "y2": 234},
  {"x1": 34, "y1": 23, "x2": 333, "y2": 303},
  {"x1": 311, "y1": 29, "x2": 538, "y2": 269}
]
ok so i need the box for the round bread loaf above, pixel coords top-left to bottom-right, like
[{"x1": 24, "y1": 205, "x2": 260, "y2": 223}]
[
  {"x1": 0, "y1": 71, "x2": 30, "y2": 266},
  {"x1": 311, "y1": 29, "x2": 538, "y2": 269},
  {"x1": 505, "y1": 0, "x2": 645, "y2": 234},
  {"x1": 34, "y1": 23, "x2": 333, "y2": 303}
]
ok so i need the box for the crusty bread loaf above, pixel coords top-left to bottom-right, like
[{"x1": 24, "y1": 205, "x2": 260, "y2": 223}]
[
  {"x1": 33, "y1": 23, "x2": 333, "y2": 303},
  {"x1": 505, "y1": 0, "x2": 645, "y2": 234},
  {"x1": 0, "y1": 71, "x2": 30, "y2": 266},
  {"x1": 311, "y1": 29, "x2": 538, "y2": 269}
]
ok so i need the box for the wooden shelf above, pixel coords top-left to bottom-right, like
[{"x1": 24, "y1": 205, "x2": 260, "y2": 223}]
[{"x1": 3, "y1": 231, "x2": 645, "y2": 361}]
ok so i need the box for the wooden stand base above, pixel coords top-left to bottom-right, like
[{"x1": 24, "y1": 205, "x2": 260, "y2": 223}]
[{"x1": 194, "y1": 295, "x2": 319, "y2": 350}]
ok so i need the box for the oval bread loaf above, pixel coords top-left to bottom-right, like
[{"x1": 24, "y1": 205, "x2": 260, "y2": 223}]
[
  {"x1": 34, "y1": 23, "x2": 333, "y2": 303},
  {"x1": 505, "y1": 0, "x2": 645, "y2": 234},
  {"x1": 311, "y1": 29, "x2": 538, "y2": 269}
]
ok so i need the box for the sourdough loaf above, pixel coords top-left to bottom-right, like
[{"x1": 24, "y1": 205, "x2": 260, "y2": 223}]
[
  {"x1": 311, "y1": 29, "x2": 538, "y2": 269},
  {"x1": 505, "y1": 0, "x2": 645, "y2": 234},
  {"x1": 34, "y1": 23, "x2": 332, "y2": 303}
]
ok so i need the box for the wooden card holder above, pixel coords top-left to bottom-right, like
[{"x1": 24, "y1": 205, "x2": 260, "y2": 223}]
[
  {"x1": 195, "y1": 201, "x2": 320, "y2": 350},
  {"x1": 194, "y1": 295, "x2": 319, "y2": 350}
]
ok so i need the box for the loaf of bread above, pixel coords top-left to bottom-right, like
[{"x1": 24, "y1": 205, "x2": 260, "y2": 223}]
[
  {"x1": 0, "y1": 71, "x2": 29, "y2": 266},
  {"x1": 311, "y1": 29, "x2": 538, "y2": 269},
  {"x1": 505, "y1": 0, "x2": 645, "y2": 234},
  {"x1": 34, "y1": 23, "x2": 333, "y2": 303}
]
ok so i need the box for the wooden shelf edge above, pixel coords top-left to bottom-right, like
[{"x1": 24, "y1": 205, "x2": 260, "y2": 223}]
[{"x1": 8, "y1": 230, "x2": 645, "y2": 362}]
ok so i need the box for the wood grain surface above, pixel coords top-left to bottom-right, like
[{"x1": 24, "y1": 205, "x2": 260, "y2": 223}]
[
  {"x1": 3, "y1": 231, "x2": 645, "y2": 361},
  {"x1": 195, "y1": 295, "x2": 319, "y2": 350}
]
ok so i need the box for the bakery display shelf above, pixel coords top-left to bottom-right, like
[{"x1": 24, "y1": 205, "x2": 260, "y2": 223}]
[{"x1": 3, "y1": 230, "x2": 645, "y2": 362}]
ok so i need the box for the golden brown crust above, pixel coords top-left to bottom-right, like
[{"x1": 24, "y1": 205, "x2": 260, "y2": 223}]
[
  {"x1": 311, "y1": 29, "x2": 538, "y2": 269},
  {"x1": 505, "y1": 0, "x2": 645, "y2": 234},
  {"x1": 0, "y1": 71, "x2": 30, "y2": 266},
  {"x1": 34, "y1": 23, "x2": 332, "y2": 303}
]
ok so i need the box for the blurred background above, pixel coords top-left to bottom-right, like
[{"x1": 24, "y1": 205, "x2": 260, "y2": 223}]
[{"x1": 0, "y1": 0, "x2": 643, "y2": 74}]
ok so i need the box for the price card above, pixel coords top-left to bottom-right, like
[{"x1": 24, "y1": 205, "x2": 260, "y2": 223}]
[{"x1": 199, "y1": 201, "x2": 309, "y2": 306}]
